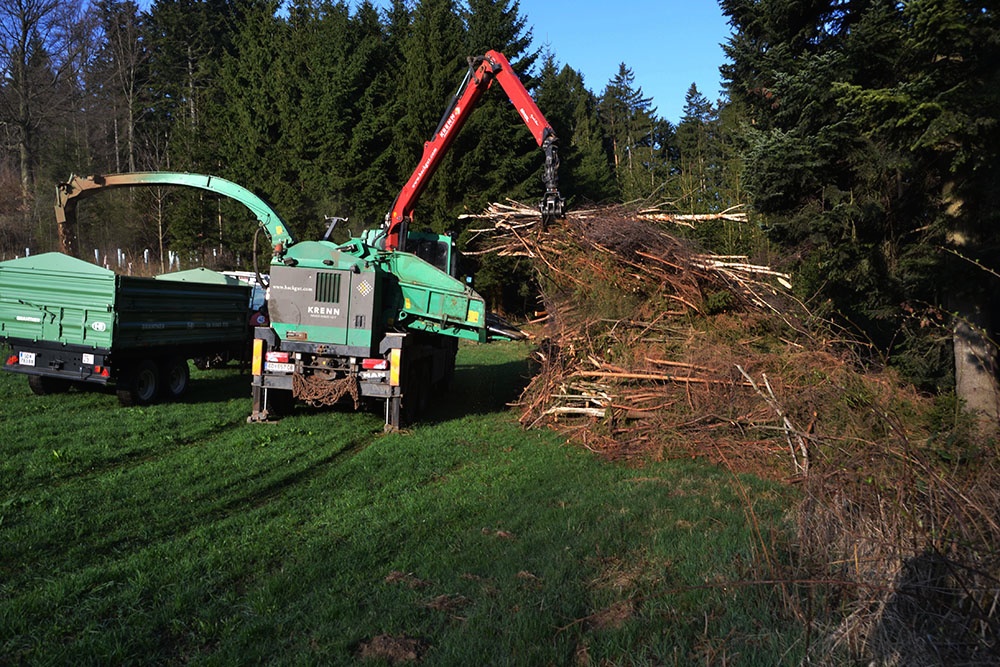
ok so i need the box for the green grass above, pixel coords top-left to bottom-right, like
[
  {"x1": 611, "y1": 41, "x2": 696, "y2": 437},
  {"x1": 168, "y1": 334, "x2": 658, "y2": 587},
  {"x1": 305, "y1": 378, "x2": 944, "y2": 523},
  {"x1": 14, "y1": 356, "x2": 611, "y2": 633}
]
[{"x1": 0, "y1": 342, "x2": 800, "y2": 665}]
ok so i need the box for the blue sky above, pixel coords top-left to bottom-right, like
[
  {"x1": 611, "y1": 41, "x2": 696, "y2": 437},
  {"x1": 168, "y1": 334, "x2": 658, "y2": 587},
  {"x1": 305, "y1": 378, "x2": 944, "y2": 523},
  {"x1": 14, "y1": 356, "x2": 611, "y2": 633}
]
[
  {"x1": 517, "y1": 0, "x2": 733, "y2": 123},
  {"x1": 135, "y1": 0, "x2": 733, "y2": 123},
  {"x1": 336, "y1": 0, "x2": 734, "y2": 123}
]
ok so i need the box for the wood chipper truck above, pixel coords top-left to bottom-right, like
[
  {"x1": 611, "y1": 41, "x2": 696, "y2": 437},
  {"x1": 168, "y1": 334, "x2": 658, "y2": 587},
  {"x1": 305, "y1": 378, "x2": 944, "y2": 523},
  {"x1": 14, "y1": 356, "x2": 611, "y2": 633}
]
[
  {"x1": 50, "y1": 50, "x2": 564, "y2": 428},
  {"x1": 0, "y1": 255, "x2": 251, "y2": 405}
]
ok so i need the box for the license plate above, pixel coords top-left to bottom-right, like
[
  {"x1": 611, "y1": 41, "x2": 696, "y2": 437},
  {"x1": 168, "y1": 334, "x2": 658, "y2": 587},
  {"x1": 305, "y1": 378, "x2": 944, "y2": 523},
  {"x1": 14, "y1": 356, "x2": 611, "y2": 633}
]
[
  {"x1": 265, "y1": 362, "x2": 295, "y2": 373},
  {"x1": 18, "y1": 351, "x2": 36, "y2": 367}
]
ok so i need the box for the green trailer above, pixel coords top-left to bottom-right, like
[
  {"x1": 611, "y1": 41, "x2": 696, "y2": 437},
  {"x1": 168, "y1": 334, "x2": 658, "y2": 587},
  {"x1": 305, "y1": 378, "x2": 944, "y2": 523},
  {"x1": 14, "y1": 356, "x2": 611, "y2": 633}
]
[{"x1": 0, "y1": 252, "x2": 251, "y2": 405}]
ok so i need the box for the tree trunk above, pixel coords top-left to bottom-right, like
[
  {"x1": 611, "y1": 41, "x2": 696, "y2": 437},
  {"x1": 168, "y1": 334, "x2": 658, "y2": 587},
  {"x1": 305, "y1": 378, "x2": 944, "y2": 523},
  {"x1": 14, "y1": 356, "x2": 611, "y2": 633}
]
[{"x1": 953, "y1": 297, "x2": 1000, "y2": 436}]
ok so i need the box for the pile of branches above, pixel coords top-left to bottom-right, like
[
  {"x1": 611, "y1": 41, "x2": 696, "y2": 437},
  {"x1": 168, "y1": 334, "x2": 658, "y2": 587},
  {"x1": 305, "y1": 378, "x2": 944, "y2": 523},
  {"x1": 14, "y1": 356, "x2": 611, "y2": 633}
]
[
  {"x1": 467, "y1": 202, "x2": 816, "y2": 469},
  {"x1": 468, "y1": 201, "x2": 1000, "y2": 664}
]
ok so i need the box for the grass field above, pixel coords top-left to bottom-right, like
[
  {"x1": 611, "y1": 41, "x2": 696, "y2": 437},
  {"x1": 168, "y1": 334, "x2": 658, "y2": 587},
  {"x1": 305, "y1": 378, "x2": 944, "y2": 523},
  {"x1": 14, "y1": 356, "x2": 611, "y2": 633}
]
[{"x1": 0, "y1": 341, "x2": 800, "y2": 665}]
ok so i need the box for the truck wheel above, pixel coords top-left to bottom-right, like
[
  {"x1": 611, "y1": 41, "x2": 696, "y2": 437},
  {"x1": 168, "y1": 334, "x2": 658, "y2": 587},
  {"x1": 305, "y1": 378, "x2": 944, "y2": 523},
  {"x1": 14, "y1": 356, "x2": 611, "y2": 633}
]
[
  {"x1": 28, "y1": 375, "x2": 70, "y2": 395},
  {"x1": 161, "y1": 357, "x2": 190, "y2": 400},
  {"x1": 117, "y1": 359, "x2": 160, "y2": 407}
]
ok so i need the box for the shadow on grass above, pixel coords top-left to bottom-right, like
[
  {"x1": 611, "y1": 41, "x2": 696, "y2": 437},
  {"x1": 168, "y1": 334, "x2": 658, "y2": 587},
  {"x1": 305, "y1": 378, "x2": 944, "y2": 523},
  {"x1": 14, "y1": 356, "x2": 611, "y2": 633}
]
[
  {"x1": 423, "y1": 357, "x2": 535, "y2": 425},
  {"x1": 178, "y1": 344, "x2": 538, "y2": 424},
  {"x1": 180, "y1": 370, "x2": 252, "y2": 404},
  {"x1": 6, "y1": 367, "x2": 252, "y2": 406}
]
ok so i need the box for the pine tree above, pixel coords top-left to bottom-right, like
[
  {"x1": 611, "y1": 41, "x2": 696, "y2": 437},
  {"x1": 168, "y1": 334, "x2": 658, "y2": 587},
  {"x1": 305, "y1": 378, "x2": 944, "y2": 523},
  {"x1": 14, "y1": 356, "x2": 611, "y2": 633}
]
[
  {"x1": 676, "y1": 84, "x2": 714, "y2": 210},
  {"x1": 454, "y1": 0, "x2": 544, "y2": 221},
  {"x1": 144, "y1": 0, "x2": 228, "y2": 168},
  {"x1": 534, "y1": 52, "x2": 615, "y2": 204},
  {"x1": 339, "y1": 1, "x2": 402, "y2": 229},
  {"x1": 391, "y1": 0, "x2": 466, "y2": 233},
  {"x1": 143, "y1": 0, "x2": 249, "y2": 256},
  {"x1": 598, "y1": 63, "x2": 664, "y2": 202},
  {"x1": 721, "y1": 0, "x2": 1000, "y2": 427}
]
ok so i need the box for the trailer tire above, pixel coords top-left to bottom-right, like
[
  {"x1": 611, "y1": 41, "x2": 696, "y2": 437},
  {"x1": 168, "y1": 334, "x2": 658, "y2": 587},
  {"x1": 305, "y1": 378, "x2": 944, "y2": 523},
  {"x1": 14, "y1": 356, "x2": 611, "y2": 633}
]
[
  {"x1": 28, "y1": 375, "x2": 71, "y2": 395},
  {"x1": 161, "y1": 357, "x2": 190, "y2": 400},
  {"x1": 117, "y1": 359, "x2": 160, "y2": 407}
]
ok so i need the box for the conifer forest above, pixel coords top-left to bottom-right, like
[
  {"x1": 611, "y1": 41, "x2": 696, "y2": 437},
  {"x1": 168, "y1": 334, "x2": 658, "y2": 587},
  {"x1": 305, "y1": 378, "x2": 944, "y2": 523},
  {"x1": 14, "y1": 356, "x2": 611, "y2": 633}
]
[
  {"x1": 2, "y1": 0, "x2": 997, "y2": 410},
  {"x1": 1, "y1": 0, "x2": 998, "y2": 430},
  {"x1": 3, "y1": 1, "x2": 1000, "y2": 662}
]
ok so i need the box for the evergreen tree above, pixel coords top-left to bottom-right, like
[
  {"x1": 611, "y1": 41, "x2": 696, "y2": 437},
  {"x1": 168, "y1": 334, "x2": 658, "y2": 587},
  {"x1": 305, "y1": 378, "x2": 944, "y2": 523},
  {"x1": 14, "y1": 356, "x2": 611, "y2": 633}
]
[
  {"x1": 213, "y1": 0, "x2": 290, "y2": 256},
  {"x1": 534, "y1": 52, "x2": 615, "y2": 204},
  {"x1": 598, "y1": 63, "x2": 665, "y2": 202},
  {"x1": 676, "y1": 83, "x2": 714, "y2": 211},
  {"x1": 721, "y1": 0, "x2": 1000, "y2": 425},
  {"x1": 391, "y1": 0, "x2": 466, "y2": 233},
  {"x1": 143, "y1": 0, "x2": 249, "y2": 255},
  {"x1": 86, "y1": 0, "x2": 148, "y2": 174},
  {"x1": 144, "y1": 0, "x2": 253, "y2": 168},
  {"x1": 339, "y1": 1, "x2": 402, "y2": 229},
  {"x1": 454, "y1": 0, "x2": 544, "y2": 221}
]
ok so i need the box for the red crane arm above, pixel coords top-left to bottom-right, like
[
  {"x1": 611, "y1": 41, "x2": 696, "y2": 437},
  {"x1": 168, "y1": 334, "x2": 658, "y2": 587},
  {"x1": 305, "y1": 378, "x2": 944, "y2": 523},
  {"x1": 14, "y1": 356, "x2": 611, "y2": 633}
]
[{"x1": 384, "y1": 50, "x2": 563, "y2": 252}]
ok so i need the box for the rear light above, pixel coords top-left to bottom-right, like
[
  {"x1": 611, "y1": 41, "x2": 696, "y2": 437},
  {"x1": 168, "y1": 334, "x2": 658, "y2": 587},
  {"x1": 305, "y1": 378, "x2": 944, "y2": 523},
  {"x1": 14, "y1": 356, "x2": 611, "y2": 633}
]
[
  {"x1": 362, "y1": 358, "x2": 388, "y2": 370},
  {"x1": 5, "y1": 355, "x2": 17, "y2": 366},
  {"x1": 94, "y1": 366, "x2": 111, "y2": 377},
  {"x1": 265, "y1": 351, "x2": 290, "y2": 363}
]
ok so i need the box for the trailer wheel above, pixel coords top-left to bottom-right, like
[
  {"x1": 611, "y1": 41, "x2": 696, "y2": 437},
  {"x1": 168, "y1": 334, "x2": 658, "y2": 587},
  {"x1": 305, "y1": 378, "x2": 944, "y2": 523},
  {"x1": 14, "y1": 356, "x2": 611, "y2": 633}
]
[
  {"x1": 28, "y1": 375, "x2": 70, "y2": 395},
  {"x1": 117, "y1": 359, "x2": 160, "y2": 406},
  {"x1": 161, "y1": 357, "x2": 190, "y2": 400}
]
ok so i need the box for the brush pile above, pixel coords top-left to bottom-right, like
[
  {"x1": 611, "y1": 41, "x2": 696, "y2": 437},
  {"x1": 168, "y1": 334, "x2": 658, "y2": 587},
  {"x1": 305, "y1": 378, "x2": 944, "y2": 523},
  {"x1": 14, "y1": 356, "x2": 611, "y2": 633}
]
[
  {"x1": 467, "y1": 202, "x2": 824, "y2": 471},
  {"x1": 468, "y1": 202, "x2": 1000, "y2": 664}
]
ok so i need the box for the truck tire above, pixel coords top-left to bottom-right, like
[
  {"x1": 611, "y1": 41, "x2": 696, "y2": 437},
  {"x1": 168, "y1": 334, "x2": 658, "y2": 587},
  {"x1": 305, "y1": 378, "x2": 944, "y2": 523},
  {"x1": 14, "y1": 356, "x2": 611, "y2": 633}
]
[
  {"x1": 117, "y1": 359, "x2": 160, "y2": 407},
  {"x1": 28, "y1": 375, "x2": 70, "y2": 395},
  {"x1": 160, "y1": 357, "x2": 190, "y2": 400}
]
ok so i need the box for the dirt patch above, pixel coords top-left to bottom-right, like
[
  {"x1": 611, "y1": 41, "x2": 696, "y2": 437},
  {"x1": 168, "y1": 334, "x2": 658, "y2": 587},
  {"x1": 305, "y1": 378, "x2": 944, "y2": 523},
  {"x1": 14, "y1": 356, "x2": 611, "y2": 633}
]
[
  {"x1": 356, "y1": 634, "x2": 428, "y2": 664},
  {"x1": 421, "y1": 593, "x2": 470, "y2": 614},
  {"x1": 384, "y1": 571, "x2": 430, "y2": 589},
  {"x1": 587, "y1": 599, "x2": 636, "y2": 631}
]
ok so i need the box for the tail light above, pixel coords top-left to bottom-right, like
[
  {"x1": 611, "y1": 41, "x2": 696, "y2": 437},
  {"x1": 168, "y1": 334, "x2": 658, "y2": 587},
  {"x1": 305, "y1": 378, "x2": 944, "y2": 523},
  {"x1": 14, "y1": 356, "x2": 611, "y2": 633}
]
[
  {"x1": 5, "y1": 355, "x2": 17, "y2": 366},
  {"x1": 265, "y1": 351, "x2": 290, "y2": 363},
  {"x1": 362, "y1": 358, "x2": 388, "y2": 370}
]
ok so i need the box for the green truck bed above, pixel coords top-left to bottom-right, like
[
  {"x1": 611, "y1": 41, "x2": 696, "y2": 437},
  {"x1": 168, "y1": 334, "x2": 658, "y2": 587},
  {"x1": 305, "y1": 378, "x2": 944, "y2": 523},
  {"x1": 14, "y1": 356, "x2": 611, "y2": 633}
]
[
  {"x1": 0, "y1": 253, "x2": 251, "y2": 405},
  {"x1": 0, "y1": 253, "x2": 249, "y2": 351}
]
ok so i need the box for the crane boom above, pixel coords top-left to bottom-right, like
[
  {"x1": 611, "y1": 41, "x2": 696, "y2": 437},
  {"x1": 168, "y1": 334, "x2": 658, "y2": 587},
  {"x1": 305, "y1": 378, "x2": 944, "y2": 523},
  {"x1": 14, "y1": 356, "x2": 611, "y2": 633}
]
[
  {"x1": 55, "y1": 172, "x2": 295, "y2": 258},
  {"x1": 385, "y1": 50, "x2": 564, "y2": 252}
]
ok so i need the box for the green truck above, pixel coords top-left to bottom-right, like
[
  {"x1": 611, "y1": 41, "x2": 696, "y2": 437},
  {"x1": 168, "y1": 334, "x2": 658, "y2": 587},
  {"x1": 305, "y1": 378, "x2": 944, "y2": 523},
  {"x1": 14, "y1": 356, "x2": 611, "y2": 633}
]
[
  {"x1": 48, "y1": 51, "x2": 562, "y2": 429},
  {"x1": 0, "y1": 253, "x2": 251, "y2": 405}
]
